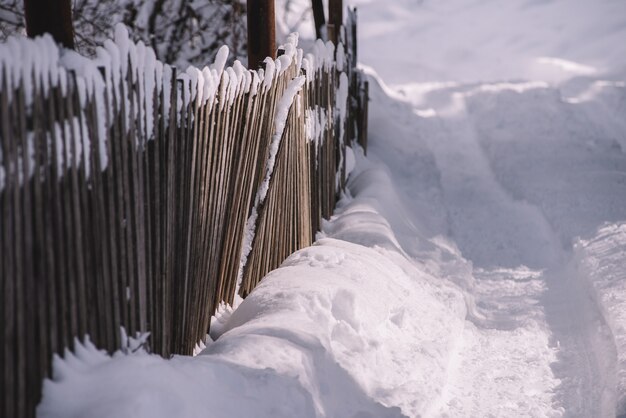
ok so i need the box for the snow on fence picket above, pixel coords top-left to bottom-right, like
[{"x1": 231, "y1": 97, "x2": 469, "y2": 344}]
[{"x1": 0, "y1": 8, "x2": 368, "y2": 418}]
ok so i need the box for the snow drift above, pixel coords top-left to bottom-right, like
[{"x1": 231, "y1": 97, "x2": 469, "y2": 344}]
[{"x1": 38, "y1": 152, "x2": 470, "y2": 418}]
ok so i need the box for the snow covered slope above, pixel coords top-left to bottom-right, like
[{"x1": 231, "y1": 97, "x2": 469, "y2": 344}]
[
  {"x1": 362, "y1": 68, "x2": 626, "y2": 416},
  {"x1": 352, "y1": 0, "x2": 626, "y2": 85},
  {"x1": 350, "y1": 0, "x2": 626, "y2": 415}
]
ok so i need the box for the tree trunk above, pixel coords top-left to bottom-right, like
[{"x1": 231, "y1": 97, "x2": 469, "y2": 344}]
[{"x1": 24, "y1": 0, "x2": 75, "y2": 49}]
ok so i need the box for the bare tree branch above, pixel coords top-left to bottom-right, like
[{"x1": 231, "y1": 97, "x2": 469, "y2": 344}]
[{"x1": 0, "y1": 0, "x2": 248, "y2": 68}]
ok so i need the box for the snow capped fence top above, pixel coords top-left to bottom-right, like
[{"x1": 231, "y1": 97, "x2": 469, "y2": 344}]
[
  {"x1": 0, "y1": 24, "x2": 347, "y2": 188},
  {"x1": 0, "y1": 10, "x2": 368, "y2": 418}
]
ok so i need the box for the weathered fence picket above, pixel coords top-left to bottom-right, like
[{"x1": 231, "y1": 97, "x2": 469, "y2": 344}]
[{"x1": 0, "y1": 8, "x2": 368, "y2": 418}]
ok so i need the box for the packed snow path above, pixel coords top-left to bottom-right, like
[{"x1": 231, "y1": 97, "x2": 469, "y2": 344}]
[
  {"x1": 364, "y1": 69, "x2": 626, "y2": 416},
  {"x1": 352, "y1": 0, "x2": 626, "y2": 415}
]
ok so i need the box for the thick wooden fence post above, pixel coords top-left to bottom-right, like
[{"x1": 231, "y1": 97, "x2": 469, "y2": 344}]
[
  {"x1": 328, "y1": 0, "x2": 343, "y2": 44},
  {"x1": 311, "y1": 0, "x2": 326, "y2": 40},
  {"x1": 24, "y1": 0, "x2": 75, "y2": 49},
  {"x1": 246, "y1": 0, "x2": 276, "y2": 69}
]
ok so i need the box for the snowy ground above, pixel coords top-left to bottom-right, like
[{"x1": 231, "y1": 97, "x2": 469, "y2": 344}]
[
  {"x1": 354, "y1": 0, "x2": 626, "y2": 415},
  {"x1": 39, "y1": 0, "x2": 626, "y2": 417}
]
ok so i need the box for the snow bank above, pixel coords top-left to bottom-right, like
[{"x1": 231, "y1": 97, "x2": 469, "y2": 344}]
[
  {"x1": 576, "y1": 224, "x2": 626, "y2": 415},
  {"x1": 361, "y1": 59, "x2": 626, "y2": 414},
  {"x1": 38, "y1": 150, "x2": 468, "y2": 418}
]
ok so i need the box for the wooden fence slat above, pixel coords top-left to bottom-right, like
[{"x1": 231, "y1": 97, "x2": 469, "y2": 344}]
[
  {"x1": 124, "y1": 63, "x2": 139, "y2": 336},
  {"x1": 67, "y1": 73, "x2": 87, "y2": 345},
  {"x1": 32, "y1": 73, "x2": 50, "y2": 398},
  {"x1": 163, "y1": 67, "x2": 177, "y2": 356},
  {"x1": 118, "y1": 67, "x2": 133, "y2": 335},
  {"x1": 132, "y1": 66, "x2": 148, "y2": 334},
  {"x1": 143, "y1": 77, "x2": 156, "y2": 350},
  {"x1": 2, "y1": 64, "x2": 16, "y2": 418},
  {"x1": 14, "y1": 77, "x2": 27, "y2": 418},
  {"x1": 0, "y1": 64, "x2": 5, "y2": 418},
  {"x1": 86, "y1": 90, "x2": 113, "y2": 352}
]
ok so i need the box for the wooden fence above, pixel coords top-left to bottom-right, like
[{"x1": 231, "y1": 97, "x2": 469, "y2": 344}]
[{"x1": 0, "y1": 9, "x2": 368, "y2": 418}]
